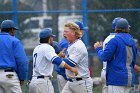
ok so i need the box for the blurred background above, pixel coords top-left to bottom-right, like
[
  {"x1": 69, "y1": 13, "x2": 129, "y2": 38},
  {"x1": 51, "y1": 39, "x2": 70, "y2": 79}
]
[{"x1": 1, "y1": 0, "x2": 140, "y2": 93}]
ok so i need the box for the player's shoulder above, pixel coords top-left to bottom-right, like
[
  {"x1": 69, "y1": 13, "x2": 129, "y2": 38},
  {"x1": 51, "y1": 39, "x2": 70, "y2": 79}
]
[
  {"x1": 34, "y1": 43, "x2": 55, "y2": 53},
  {"x1": 39, "y1": 43, "x2": 53, "y2": 49},
  {"x1": 104, "y1": 33, "x2": 116, "y2": 43},
  {"x1": 106, "y1": 33, "x2": 116, "y2": 39},
  {"x1": 73, "y1": 39, "x2": 86, "y2": 50},
  {"x1": 76, "y1": 39, "x2": 85, "y2": 47},
  {"x1": 10, "y1": 36, "x2": 22, "y2": 44}
]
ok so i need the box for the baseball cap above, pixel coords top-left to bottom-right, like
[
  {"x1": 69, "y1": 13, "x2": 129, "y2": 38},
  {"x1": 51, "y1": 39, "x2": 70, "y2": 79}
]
[
  {"x1": 115, "y1": 18, "x2": 131, "y2": 29},
  {"x1": 75, "y1": 21, "x2": 85, "y2": 30},
  {"x1": 112, "y1": 17, "x2": 121, "y2": 30},
  {"x1": 39, "y1": 28, "x2": 55, "y2": 38},
  {"x1": 1, "y1": 20, "x2": 18, "y2": 30}
]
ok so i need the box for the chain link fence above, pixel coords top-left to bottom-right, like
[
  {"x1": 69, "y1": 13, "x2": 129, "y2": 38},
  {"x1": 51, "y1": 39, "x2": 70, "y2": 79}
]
[{"x1": 1, "y1": 0, "x2": 140, "y2": 93}]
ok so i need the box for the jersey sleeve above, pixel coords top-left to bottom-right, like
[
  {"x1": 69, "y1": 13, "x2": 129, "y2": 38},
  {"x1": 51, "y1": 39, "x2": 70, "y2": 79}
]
[
  {"x1": 44, "y1": 46, "x2": 65, "y2": 67},
  {"x1": 13, "y1": 39, "x2": 28, "y2": 80},
  {"x1": 44, "y1": 46, "x2": 58, "y2": 62},
  {"x1": 96, "y1": 38, "x2": 117, "y2": 62}
]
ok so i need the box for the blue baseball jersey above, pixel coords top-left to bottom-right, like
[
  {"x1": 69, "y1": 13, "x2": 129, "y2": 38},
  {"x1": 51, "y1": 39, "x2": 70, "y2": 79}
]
[
  {"x1": 53, "y1": 39, "x2": 69, "y2": 80},
  {"x1": 96, "y1": 33, "x2": 137, "y2": 86},
  {"x1": 59, "y1": 38, "x2": 69, "y2": 51},
  {"x1": 0, "y1": 32, "x2": 28, "y2": 80}
]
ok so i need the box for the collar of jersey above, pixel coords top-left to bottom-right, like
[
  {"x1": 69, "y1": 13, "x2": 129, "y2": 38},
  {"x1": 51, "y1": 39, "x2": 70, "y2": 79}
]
[
  {"x1": 39, "y1": 43, "x2": 50, "y2": 45},
  {"x1": 68, "y1": 39, "x2": 81, "y2": 47},
  {"x1": 110, "y1": 33, "x2": 117, "y2": 35}
]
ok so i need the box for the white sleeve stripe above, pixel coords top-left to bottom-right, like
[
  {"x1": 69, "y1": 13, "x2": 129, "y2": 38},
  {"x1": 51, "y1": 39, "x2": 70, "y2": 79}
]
[
  {"x1": 67, "y1": 57, "x2": 77, "y2": 65},
  {"x1": 51, "y1": 56, "x2": 58, "y2": 62},
  {"x1": 59, "y1": 61, "x2": 66, "y2": 68}
]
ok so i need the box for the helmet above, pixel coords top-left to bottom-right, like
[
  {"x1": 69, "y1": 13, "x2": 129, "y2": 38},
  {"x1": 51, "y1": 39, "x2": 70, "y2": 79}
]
[
  {"x1": 115, "y1": 18, "x2": 130, "y2": 29},
  {"x1": 1, "y1": 20, "x2": 18, "y2": 30},
  {"x1": 39, "y1": 28, "x2": 55, "y2": 38},
  {"x1": 112, "y1": 17, "x2": 121, "y2": 30}
]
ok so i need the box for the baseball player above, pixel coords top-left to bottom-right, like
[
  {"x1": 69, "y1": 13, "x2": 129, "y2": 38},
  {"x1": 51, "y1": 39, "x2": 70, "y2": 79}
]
[
  {"x1": 61, "y1": 22, "x2": 93, "y2": 93},
  {"x1": 94, "y1": 18, "x2": 137, "y2": 93},
  {"x1": 29, "y1": 28, "x2": 78, "y2": 93},
  {"x1": 0, "y1": 20, "x2": 28, "y2": 93},
  {"x1": 101, "y1": 17, "x2": 122, "y2": 93},
  {"x1": 101, "y1": 17, "x2": 140, "y2": 93},
  {"x1": 55, "y1": 21, "x2": 86, "y2": 92}
]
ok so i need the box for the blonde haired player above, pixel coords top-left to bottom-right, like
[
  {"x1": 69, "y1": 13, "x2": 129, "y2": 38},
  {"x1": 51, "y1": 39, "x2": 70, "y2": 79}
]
[{"x1": 61, "y1": 22, "x2": 93, "y2": 93}]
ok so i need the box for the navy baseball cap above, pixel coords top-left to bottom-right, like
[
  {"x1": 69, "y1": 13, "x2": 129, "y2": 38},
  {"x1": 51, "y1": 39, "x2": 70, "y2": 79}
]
[
  {"x1": 112, "y1": 17, "x2": 121, "y2": 30},
  {"x1": 1, "y1": 20, "x2": 18, "y2": 30},
  {"x1": 39, "y1": 28, "x2": 55, "y2": 38},
  {"x1": 75, "y1": 21, "x2": 86, "y2": 30},
  {"x1": 115, "y1": 18, "x2": 131, "y2": 29}
]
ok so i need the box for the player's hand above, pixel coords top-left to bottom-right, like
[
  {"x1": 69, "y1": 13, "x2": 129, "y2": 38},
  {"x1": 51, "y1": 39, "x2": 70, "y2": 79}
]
[
  {"x1": 94, "y1": 41, "x2": 103, "y2": 49},
  {"x1": 20, "y1": 80, "x2": 24, "y2": 86},
  {"x1": 71, "y1": 67, "x2": 78, "y2": 76},
  {"x1": 58, "y1": 48, "x2": 66, "y2": 58}
]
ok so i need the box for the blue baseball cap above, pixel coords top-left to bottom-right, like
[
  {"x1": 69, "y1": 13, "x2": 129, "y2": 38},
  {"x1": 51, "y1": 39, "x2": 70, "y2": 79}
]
[
  {"x1": 112, "y1": 17, "x2": 121, "y2": 30},
  {"x1": 1, "y1": 20, "x2": 18, "y2": 30},
  {"x1": 75, "y1": 21, "x2": 86, "y2": 30},
  {"x1": 115, "y1": 18, "x2": 130, "y2": 29},
  {"x1": 39, "y1": 28, "x2": 55, "y2": 38}
]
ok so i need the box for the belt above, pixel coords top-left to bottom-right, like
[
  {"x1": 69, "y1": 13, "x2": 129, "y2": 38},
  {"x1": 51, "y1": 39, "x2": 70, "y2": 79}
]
[
  {"x1": 68, "y1": 77, "x2": 85, "y2": 82},
  {"x1": 37, "y1": 76, "x2": 45, "y2": 79},
  {"x1": 3, "y1": 68, "x2": 15, "y2": 72},
  {"x1": 37, "y1": 76, "x2": 50, "y2": 79}
]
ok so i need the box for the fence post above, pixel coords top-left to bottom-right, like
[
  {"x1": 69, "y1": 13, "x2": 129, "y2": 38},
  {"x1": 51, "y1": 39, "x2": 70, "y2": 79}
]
[
  {"x1": 82, "y1": 0, "x2": 88, "y2": 47},
  {"x1": 12, "y1": 0, "x2": 18, "y2": 38}
]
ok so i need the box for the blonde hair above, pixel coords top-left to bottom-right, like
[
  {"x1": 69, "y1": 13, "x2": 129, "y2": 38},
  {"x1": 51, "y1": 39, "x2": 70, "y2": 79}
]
[{"x1": 64, "y1": 22, "x2": 82, "y2": 38}]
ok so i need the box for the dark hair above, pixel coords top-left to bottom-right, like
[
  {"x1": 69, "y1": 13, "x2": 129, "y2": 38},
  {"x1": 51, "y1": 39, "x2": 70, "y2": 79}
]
[
  {"x1": 115, "y1": 29, "x2": 129, "y2": 33},
  {"x1": 40, "y1": 37, "x2": 50, "y2": 43},
  {"x1": 1, "y1": 28, "x2": 13, "y2": 32}
]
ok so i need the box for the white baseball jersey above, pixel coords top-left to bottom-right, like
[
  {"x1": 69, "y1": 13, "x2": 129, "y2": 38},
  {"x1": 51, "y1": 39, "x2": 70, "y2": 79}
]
[
  {"x1": 65, "y1": 39, "x2": 90, "y2": 78},
  {"x1": 62, "y1": 39, "x2": 93, "y2": 93},
  {"x1": 32, "y1": 43, "x2": 58, "y2": 77},
  {"x1": 29, "y1": 43, "x2": 58, "y2": 93}
]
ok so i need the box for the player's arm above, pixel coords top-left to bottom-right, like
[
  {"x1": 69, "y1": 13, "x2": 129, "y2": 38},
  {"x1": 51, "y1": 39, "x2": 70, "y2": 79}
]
[
  {"x1": 94, "y1": 39, "x2": 117, "y2": 62},
  {"x1": 58, "y1": 48, "x2": 66, "y2": 58},
  {"x1": 46, "y1": 46, "x2": 77, "y2": 75},
  {"x1": 134, "y1": 64, "x2": 140, "y2": 72},
  {"x1": 51, "y1": 57, "x2": 78, "y2": 75},
  {"x1": 14, "y1": 40, "x2": 28, "y2": 83}
]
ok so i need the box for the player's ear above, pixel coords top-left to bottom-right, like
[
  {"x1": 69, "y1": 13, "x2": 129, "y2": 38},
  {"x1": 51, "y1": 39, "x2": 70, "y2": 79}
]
[
  {"x1": 48, "y1": 37, "x2": 51, "y2": 44},
  {"x1": 9, "y1": 28, "x2": 15, "y2": 36},
  {"x1": 48, "y1": 37, "x2": 53, "y2": 45}
]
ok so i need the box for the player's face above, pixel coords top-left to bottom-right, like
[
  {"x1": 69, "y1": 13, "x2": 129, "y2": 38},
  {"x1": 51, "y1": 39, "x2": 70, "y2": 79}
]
[
  {"x1": 49, "y1": 37, "x2": 54, "y2": 45},
  {"x1": 9, "y1": 29, "x2": 16, "y2": 36},
  {"x1": 64, "y1": 27, "x2": 75, "y2": 43}
]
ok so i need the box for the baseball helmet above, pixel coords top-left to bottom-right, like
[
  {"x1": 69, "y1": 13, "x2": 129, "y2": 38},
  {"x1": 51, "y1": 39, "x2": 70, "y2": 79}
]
[
  {"x1": 75, "y1": 21, "x2": 85, "y2": 30},
  {"x1": 1, "y1": 20, "x2": 18, "y2": 30},
  {"x1": 39, "y1": 28, "x2": 55, "y2": 38},
  {"x1": 115, "y1": 18, "x2": 130, "y2": 29},
  {"x1": 112, "y1": 17, "x2": 121, "y2": 30}
]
